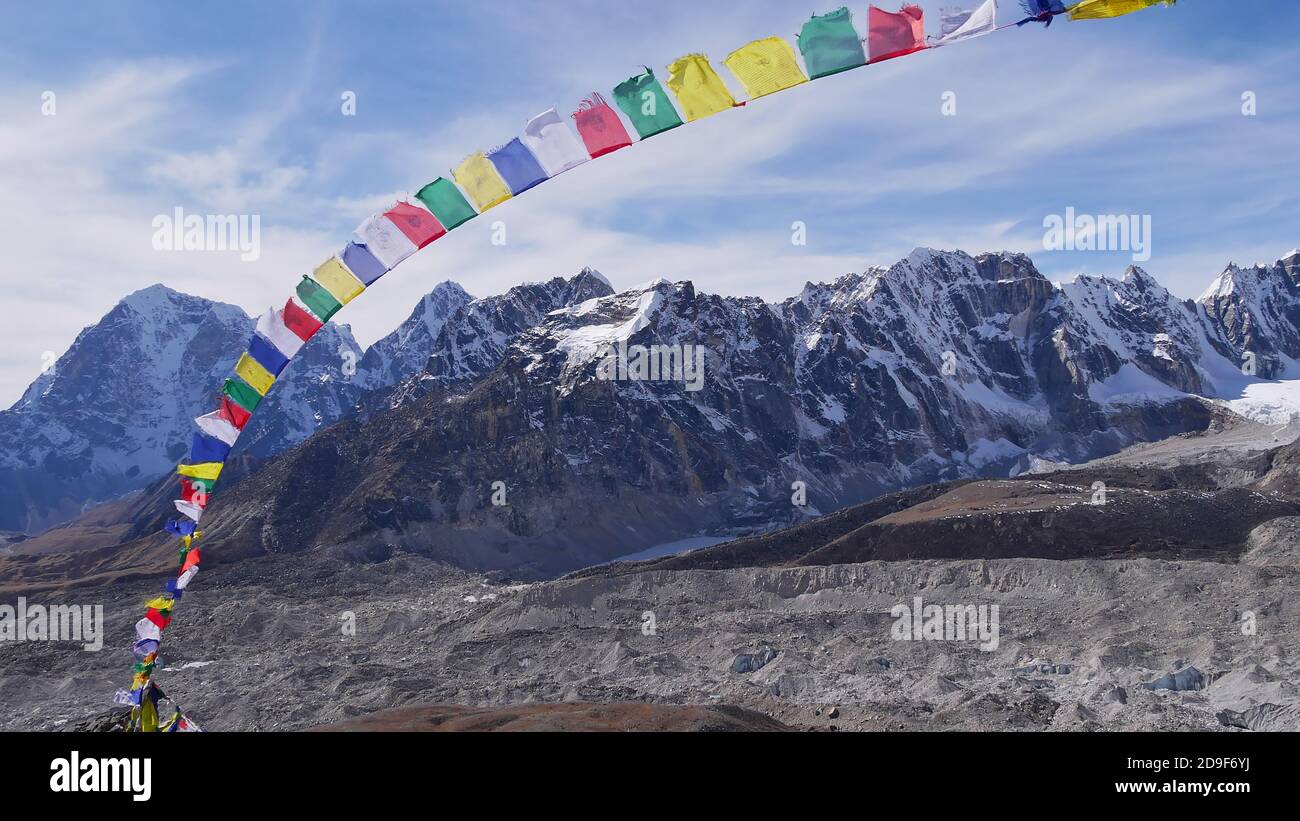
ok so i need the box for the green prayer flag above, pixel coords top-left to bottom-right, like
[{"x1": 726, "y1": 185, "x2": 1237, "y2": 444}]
[
  {"x1": 415, "y1": 178, "x2": 476, "y2": 230},
  {"x1": 222, "y1": 378, "x2": 262, "y2": 413},
  {"x1": 296, "y1": 276, "x2": 342, "y2": 322},
  {"x1": 612, "y1": 69, "x2": 683, "y2": 139},
  {"x1": 797, "y1": 7, "x2": 866, "y2": 80}
]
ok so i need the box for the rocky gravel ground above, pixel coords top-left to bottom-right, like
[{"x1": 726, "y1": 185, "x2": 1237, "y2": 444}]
[{"x1": 3, "y1": 537, "x2": 1298, "y2": 732}]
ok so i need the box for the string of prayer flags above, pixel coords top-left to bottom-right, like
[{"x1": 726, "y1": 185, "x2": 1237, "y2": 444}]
[
  {"x1": 572, "y1": 94, "x2": 633, "y2": 158},
  {"x1": 868, "y1": 4, "x2": 928, "y2": 63},
  {"x1": 296, "y1": 275, "x2": 343, "y2": 322},
  {"x1": 1017, "y1": 0, "x2": 1068, "y2": 25},
  {"x1": 522, "y1": 107, "x2": 590, "y2": 177},
  {"x1": 933, "y1": 0, "x2": 998, "y2": 45},
  {"x1": 234, "y1": 351, "x2": 275, "y2": 396},
  {"x1": 612, "y1": 69, "x2": 683, "y2": 139},
  {"x1": 415, "y1": 178, "x2": 477, "y2": 231},
  {"x1": 724, "y1": 37, "x2": 808, "y2": 100},
  {"x1": 453, "y1": 152, "x2": 514, "y2": 211},
  {"x1": 1069, "y1": 0, "x2": 1175, "y2": 20},
  {"x1": 488, "y1": 138, "x2": 549, "y2": 195},
  {"x1": 797, "y1": 7, "x2": 867, "y2": 79},
  {"x1": 665, "y1": 54, "x2": 737, "y2": 122}
]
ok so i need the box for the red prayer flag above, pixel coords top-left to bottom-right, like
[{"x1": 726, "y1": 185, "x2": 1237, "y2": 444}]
[
  {"x1": 868, "y1": 4, "x2": 927, "y2": 63},
  {"x1": 283, "y1": 297, "x2": 323, "y2": 341},
  {"x1": 145, "y1": 608, "x2": 171, "y2": 629},
  {"x1": 180, "y1": 478, "x2": 209, "y2": 507},
  {"x1": 384, "y1": 202, "x2": 446, "y2": 249},
  {"x1": 572, "y1": 94, "x2": 632, "y2": 159},
  {"x1": 181, "y1": 548, "x2": 201, "y2": 575},
  {"x1": 218, "y1": 396, "x2": 251, "y2": 430}
]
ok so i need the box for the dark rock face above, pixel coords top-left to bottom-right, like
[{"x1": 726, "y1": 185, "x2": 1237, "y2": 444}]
[
  {"x1": 0, "y1": 285, "x2": 367, "y2": 532},
  {"x1": 199, "y1": 248, "x2": 1300, "y2": 578},
  {"x1": 1199, "y1": 251, "x2": 1300, "y2": 378}
]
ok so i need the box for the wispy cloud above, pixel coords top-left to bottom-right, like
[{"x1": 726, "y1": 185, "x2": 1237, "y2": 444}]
[{"x1": 0, "y1": 1, "x2": 1297, "y2": 407}]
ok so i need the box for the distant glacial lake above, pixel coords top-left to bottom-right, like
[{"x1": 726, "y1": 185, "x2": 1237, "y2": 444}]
[{"x1": 598, "y1": 535, "x2": 732, "y2": 566}]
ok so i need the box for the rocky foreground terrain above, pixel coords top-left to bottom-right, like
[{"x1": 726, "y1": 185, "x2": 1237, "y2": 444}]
[{"x1": 4, "y1": 413, "x2": 1298, "y2": 732}]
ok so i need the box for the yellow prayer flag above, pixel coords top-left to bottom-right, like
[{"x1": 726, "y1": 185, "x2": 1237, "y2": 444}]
[
  {"x1": 452, "y1": 153, "x2": 513, "y2": 213},
  {"x1": 313, "y1": 257, "x2": 365, "y2": 305},
  {"x1": 235, "y1": 353, "x2": 275, "y2": 397},
  {"x1": 177, "y1": 462, "x2": 223, "y2": 482},
  {"x1": 1069, "y1": 0, "x2": 1174, "y2": 20},
  {"x1": 144, "y1": 596, "x2": 174, "y2": 611},
  {"x1": 665, "y1": 54, "x2": 737, "y2": 121},
  {"x1": 724, "y1": 37, "x2": 807, "y2": 100}
]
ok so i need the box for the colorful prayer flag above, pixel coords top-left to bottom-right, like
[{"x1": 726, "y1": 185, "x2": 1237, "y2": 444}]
[
  {"x1": 296, "y1": 275, "x2": 343, "y2": 322},
  {"x1": 933, "y1": 1, "x2": 998, "y2": 46},
  {"x1": 868, "y1": 5, "x2": 927, "y2": 63},
  {"x1": 180, "y1": 477, "x2": 209, "y2": 505},
  {"x1": 724, "y1": 37, "x2": 808, "y2": 100},
  {"x1": 282, "y1": 298, "x2": 323, "y2": 342},
  {"x1": 1069, "y1": 0, "x2": 1174, "y2": 20},
  {"x1": 797, "y1": 7, "x2": 867, "y2": 79},
  {"x1": 385, "y1": 201, "x2": 445, "y2": 248},
  {"x1": 665, "y1": 54, "x2": 737, "y2": 122},
  {"x1": 452, "y1": 152, "x2": 513, "y2": 212},
  {"x1": 195, "y1": 410, "x2": 240, "y2": 447},
  {"x1": 174, "y1": 500, "x2": 203, "y2": 522},
  {"x1": 177, "y1": 462, "x2": 223, "y2": 482},
  {"x1": 234, "y1": 352, "x2": 275, "y2": 397},
  {"x1": 340, "y1": 241, "x2": 388, "y2": 286},
  {"x1": 1017, "y1": 0, "x2": 1067, "y2": 25},
  {"x1": 488, "y1": 138, "x2": 548, "y2": 196},
  {"x1": 189, "y1": 431, "x2": 230, "y2": 464},
  {"x1": 354, "y1": 215, "x2": 417, "y2": 270},
  {"x1": 222, "y1": 377, "x2": 263, "y2": 414},
  {"x1": 247, "y1": 333, "x2": 289, "y2": 377},
  {"x1": 256, "y1": 308, "x2": 305, "y2": 358},
  {"x1": 180, "y1": 548, "x2": 201, "y2": 575},
  {"x1": 612, "y1": 69, "x2": 683, "y2": 139},
  {"x1": 522, "y1": 108, "x2": 590, "y2": 177},
  {"x1": 177, "y1": 566, "x2": 199, "y2": 590},
  {"x1": 414, "y1": 178, "x2": 477, "y2": 231},
  {"x1": 135, "y1": 618, "x2": 162, "y2": 642},
  {"x1": 313, "y1": 257, "x2": 366, "y2": 305},
  {"x1": 572, "y1": 94, "x2": 633, "y2": 158}
]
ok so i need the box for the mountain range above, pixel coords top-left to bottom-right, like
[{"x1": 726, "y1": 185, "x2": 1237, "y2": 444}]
[{"x1": 3, "y1": 248, "x2": 1298, "y2": 578}]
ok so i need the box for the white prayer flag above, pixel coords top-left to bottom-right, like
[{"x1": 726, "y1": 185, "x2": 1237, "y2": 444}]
[
  {"x1": 935, "y1": 0, "x2": 998, "y2": 46},
  {"x1": 522, "y1": 107, "x2": 590, "y2": 178},
  {"x1": 354, "y1": 214, "x2": 418, "y2": 270},
  {"x1": 256, "y1": 307, "x2": 306, "y2": 358}
]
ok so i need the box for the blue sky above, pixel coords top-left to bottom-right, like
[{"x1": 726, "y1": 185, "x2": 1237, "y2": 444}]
[{"x1": 1, "y1": 0, "x2": 1298, "y2": 405}]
